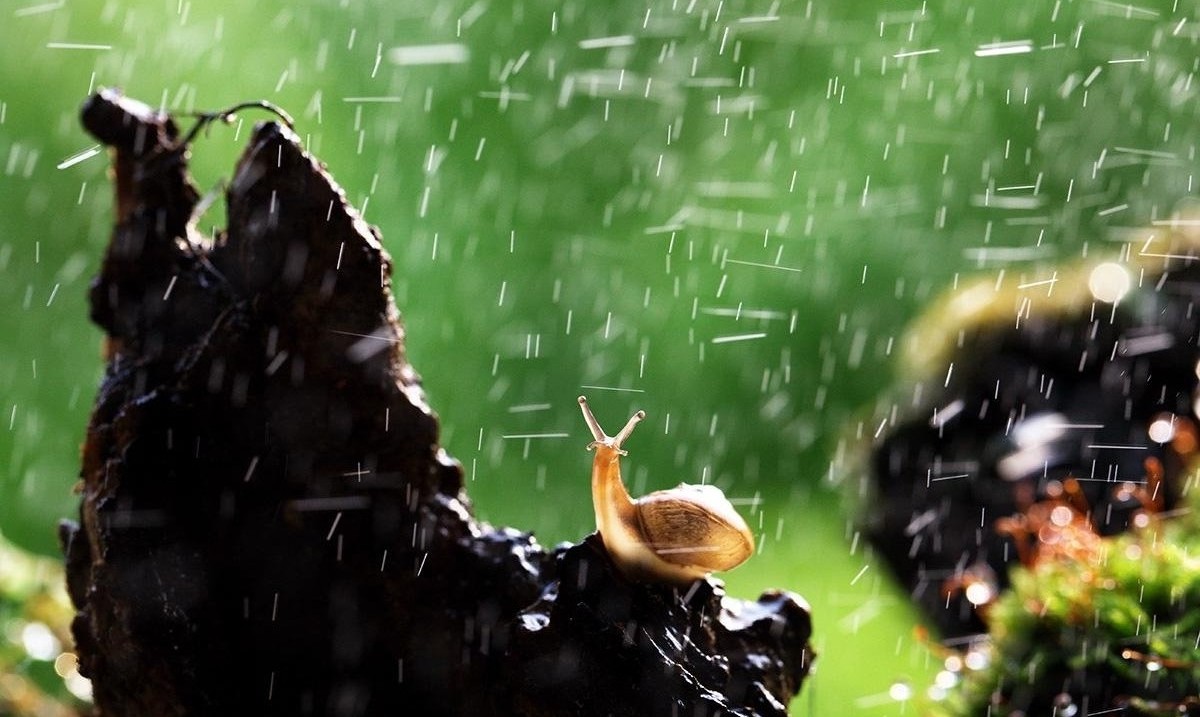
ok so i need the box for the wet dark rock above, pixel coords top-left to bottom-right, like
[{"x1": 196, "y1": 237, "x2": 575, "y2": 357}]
[
  {"x1": 63, "y1": 89, "x2": 813, "y2": 716},
  {"x1": 508, "y1": 536, "x2": 813, "y2": 717},
  {"x1": 864, "y1": 259, "x2": 1200, "y2": 638}
]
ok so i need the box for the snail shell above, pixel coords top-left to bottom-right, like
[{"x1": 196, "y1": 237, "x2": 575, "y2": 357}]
[{"x1": 578, "y1": 396, "x2": 755, "y2": 584}]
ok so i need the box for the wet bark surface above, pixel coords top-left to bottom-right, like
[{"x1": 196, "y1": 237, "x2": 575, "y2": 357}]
[{"x1": 61, "y1": 89, "x2": 813, "y2": 717}]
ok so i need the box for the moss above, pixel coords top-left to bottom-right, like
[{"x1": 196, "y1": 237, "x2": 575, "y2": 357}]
[{"x1": 934, "y1": 485, "x2": 1200, "y2": 715}]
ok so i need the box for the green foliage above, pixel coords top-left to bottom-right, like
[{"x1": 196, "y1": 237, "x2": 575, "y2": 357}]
[
  {"x1": 935, "y1": 494, "x2": 1200, "y2": 715},
  {"x1": 0, "y1": 534, "x2": 83, "y2": 712},
  {"x1": 4, "y1": 0, "x2": 1200, "y2": 713}
]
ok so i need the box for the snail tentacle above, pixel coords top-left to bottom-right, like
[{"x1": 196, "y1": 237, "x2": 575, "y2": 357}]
[{"x1": 578, "y1": 396, "x2": 755, "y2": 585}]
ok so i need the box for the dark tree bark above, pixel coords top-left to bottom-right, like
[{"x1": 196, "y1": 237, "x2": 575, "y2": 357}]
[{"x1": 60, "y1": 89, "x2": 813, "y2": 717}]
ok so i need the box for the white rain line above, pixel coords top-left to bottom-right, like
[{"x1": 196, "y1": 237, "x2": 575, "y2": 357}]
[
  {"x1": 507, "y1": 403, "x2": 552, "y2": 413},
  {"x1": 46, "y1": 41, "x2": 111, "y2": 50},
  {"x1": 1087, "y1": 443, "x2": 1148, "y2": 450},
  {"x1": 706, "y1": 94, "x2": 762, "y2": 114},
  {"x1": 725, "y1": 259, "x2": 803, "y2": 273},
  {"x1": 849, "y1": 564, "x2": 870, "y2": 585},
  {"x1": 1156, "y1": 506, "x2": 1194, "y2": 520},
  {"x1": 824, "y1": 592, "x2": 901, "y2": 607},
  {"x1": 1107, "y1": 56, "x2": 1147, "y2": 64},
  {"x1": 578, "y1": 35, "x2": 635, "y2": 50},
  {"x1": 928, "y1": 473, "x2": 970, "y2": 482},
  {"x1": 683, "y1": 77, "x2": 737, "y2": 88},
  {"x1": 1119, "y1": 333, "x2": 1174, "y2": 356},
  {"x1": 1097, "y1": 203, "x2": 1129, "y2": 216},
  {"x1": 478, "y1": 90, "x2": 532, "y2": 101},
  {"x1": 726, "y1": 497, "x2": 763, "y2": 506},
  {"x1": 1090, "y1": 0, "x2": 1159, "y2": 17},
  {"x1": 579, "y1": 385, "x2": 645, "y2": 393},
  {"x1": 341, "y1": 96, "x2": 403, "y2": 103},
  {"x1": 644, "y1": 223, "x2": 684, "y2": 234},
  {"x1": 1138, "y1": 251, "x2": 1200, "y2": 261},
  {"x1": 329, "y1": 329, "x2": 400, "y2": 343},
  {"x1": 836, "y1": 597, "x2": 884, "y2": 632},
  {"x1": 675, "y1": 205, "x2": 780, "y2": 232},
  {"x1": 893, "y1": 48, "x2": 940, "y2": 59},
  {"x1": 1043, "y1": 423, "x2": 1105, "y2": 429},
  {"x1": 962, "y1": 246, "x2": 1049, "y2": 261},
  {"x1": 854, "y1": 691, "x2": 900, "y2": 709},
  {"x1": 1150, "y1": 219, "x2": 1200, "y2": 226},
  {"x1": 15, "y1": 0, "x2": 63, "y2": 16},
  {"x1": 1074, "y1": 477, "x2": 1147, "y2": 484},
  {"x1": 388, "y1": 43, "x2": 469, "y2": 66},
  {"x1": 737, "y1": 15, "x2": 780, "y2": 23},
  {"x1": 700, "y1": 307, "x2": 789, "y2": 320},
  {"x1": 265, "y1": 352, "x2": 289, "y2": 375},
  {"x1": 970, "y1": 194, "x2": 1044, "y2": 209},
  {"x1": 500, "y1": 432, "x2": 571, "y2": 439},
  {"x1": 1016, "y1": 277, "x2": 1057, "y2": 289},
  {"x1": 459, "y1": 1, "x2": 486, "y2": 29},
  {"x1": 1114, "y1": 146, "x2": 1177, "y2": 159},
  {"x1": 56, "y1": 144, "x2": 102, "y2": 170},
  {"x1": 243, "y1": 456, "x2": 260, "y2": 482},
  {"x1": 974, "y1": 41, "x2": 1033, "y2": 57},
  {"x1": 711, "y1": 332, "x2": 767, "y2": 344}
]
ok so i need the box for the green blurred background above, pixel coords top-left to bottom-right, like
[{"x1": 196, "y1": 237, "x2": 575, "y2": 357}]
[{"x1": 2, "y1": 0, "x2": 1198, "y2": 712}]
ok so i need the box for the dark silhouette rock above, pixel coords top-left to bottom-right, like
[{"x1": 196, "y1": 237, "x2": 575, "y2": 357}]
[{"x1": 61, "y1": 89, "x2": 814, "y2": 716}]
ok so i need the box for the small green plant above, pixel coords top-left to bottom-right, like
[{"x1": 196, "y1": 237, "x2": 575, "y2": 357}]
[{"x1": 933, "y1": 479, "x2": 1200, "y2": 715}]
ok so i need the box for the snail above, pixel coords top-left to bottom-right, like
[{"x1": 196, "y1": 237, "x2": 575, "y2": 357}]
[{"x1": 577, "y1": 395, "x2": 755, "y2": 584}]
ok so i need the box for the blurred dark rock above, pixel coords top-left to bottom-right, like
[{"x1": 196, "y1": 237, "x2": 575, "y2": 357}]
[
  {"x1": 864, "y1": 259, "x2": 1200, "y2": 638},
  {"x1": 63, "y1": 88, "x2": 813, "y2": 716}
]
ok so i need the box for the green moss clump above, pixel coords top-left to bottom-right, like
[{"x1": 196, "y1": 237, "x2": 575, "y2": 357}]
[{"x1": 934, "y1": 489, "x2": 1200, "y2": 716}]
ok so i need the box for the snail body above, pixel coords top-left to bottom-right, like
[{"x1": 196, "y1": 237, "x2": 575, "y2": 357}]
[{"x1": 577, "y1": 396, "x2": 755, "y2": 584}]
